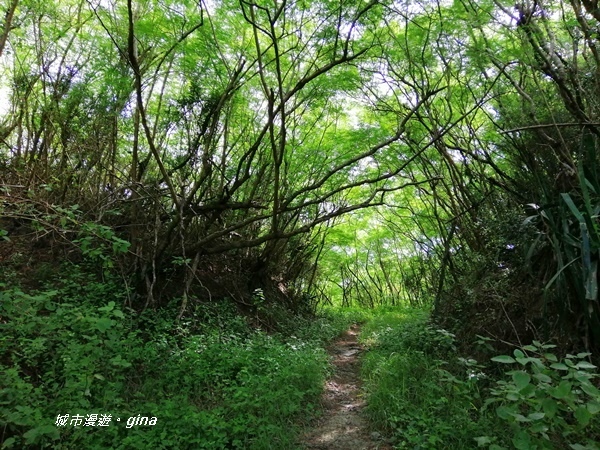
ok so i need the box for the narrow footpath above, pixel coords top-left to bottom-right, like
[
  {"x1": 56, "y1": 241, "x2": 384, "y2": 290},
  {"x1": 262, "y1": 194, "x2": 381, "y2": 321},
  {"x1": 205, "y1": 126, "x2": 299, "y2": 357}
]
[{"x1": 300, "y1": 324, "x2": 393, "y2": 450}]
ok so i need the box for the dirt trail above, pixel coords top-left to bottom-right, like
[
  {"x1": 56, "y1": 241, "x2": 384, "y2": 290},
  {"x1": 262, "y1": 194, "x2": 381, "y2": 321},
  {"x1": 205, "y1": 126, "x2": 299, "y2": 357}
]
[{"x1": 300, "y1": 324, "x2": 393, "y2": 450}]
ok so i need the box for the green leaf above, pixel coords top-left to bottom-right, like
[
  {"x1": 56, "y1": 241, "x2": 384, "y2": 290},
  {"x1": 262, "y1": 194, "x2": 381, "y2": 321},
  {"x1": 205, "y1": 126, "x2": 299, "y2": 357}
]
[
  {"x1": 527, "y1": 412, "x2": 545, "y2": 421},
  {"x1": 551, "y1": 381, "x2": 572, "y2": 399},
  {"x1": 574, "y1": 406, "x2": 592, "y2": 427},
  {"x1": 562, "y1": 193, "x2": 585, "y2": 223},
  {"x1": 520, "y1": 383, "x2": 536, "y2": 397},
  {"x1": 23, "y1": 425, "x2": 59, "y2": 444},
  {"x1": 474, "y1": 436, "x2": 493, "y2": 447},
  {"x1": 515, "y1": 357, "x2": 531, "y2": 366},
  {"x1": 512, "y1": 370, "x2": 531, "y2": 391},
  {"x1": 514, "y1": 413, "x2": 530, "y2": 422},
  {"x1": 98, "y1": 301, "x2": 116, "y2": 312},
  {"x1": 579, "y1": 380, "x2": 600, "y2": 398},
  {"x1": 506, "y1": 392, "x2": 520, "y2": 401},
  {"x1": 533, "y1": 373, "x2": 552, "y2": 383},
  {"x1": 0, "y1": 229, "x2": 10, "y2": 242},
  {"x1": 575, "y1": 361, "x2": 597, "y2": 370},
  {"x1": 492, "y1": 355, "x2": 516, "y2": 364},
  {"x1": 94, "y1": 317, "x2": 114, "y2": 332},
  {"x1": 565, "y1": 358, "x2": 578, "y2": 368},
  {"x1": 550, "y1": 362, "x2": 569, "y2": 370},
  {"x1": 110, "y1": 355, "x2": 132, "y2": 368},
  {"x1": 514, "y1": 349, "x2": 525, "y2": 359},
  {"x1": 2, "y1": 437, "x2": 17, "y2": 448},
  {"x1": 512, "y1": 430, "x2": 532, "y2": 449},
  {"x1": 587, "y1": 401, "x2": 600, "y2": 414},
  {"x1": 530, "y1": 421, "x2": 548, "y2": 433},
  {"x1": 496, "y1": 405, "x2": 514, "y2": 420}
]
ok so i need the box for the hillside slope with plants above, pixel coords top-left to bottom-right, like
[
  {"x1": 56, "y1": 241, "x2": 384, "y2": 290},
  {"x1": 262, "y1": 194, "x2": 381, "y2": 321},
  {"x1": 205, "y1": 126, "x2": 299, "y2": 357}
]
[{"x1": 1, "y1": 0, "x2": 600, "y2": 448}]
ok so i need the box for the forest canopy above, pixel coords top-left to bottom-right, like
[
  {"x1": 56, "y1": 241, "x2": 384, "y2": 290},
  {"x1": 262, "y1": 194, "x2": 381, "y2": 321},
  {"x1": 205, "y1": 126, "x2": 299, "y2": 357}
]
[{"x1": 1, "y1": 0, "x2": 599, "y2": 350}]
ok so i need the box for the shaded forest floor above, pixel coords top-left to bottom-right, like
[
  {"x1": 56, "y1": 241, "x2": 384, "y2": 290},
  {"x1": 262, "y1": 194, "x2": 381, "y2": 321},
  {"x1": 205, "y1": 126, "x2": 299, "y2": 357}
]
[{"x1": 300, "y1": 324, "x2": 392, "y2": 450}]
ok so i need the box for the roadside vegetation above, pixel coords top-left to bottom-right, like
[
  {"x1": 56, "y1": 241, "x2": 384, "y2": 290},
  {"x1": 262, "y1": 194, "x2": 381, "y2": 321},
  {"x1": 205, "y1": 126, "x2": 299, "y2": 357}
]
[
  {"x1": 0, "y1": 268, "x2": 367, "y2": 449},
  {"x1": 360, "y1": 309, "x2": 600, "y2": 449}
]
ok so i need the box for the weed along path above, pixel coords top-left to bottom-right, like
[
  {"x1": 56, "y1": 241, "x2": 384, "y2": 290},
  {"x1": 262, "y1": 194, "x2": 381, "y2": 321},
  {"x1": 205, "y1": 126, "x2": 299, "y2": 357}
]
[{"x1": 300, "y1": 324, "x2": 392, "y2": 450}]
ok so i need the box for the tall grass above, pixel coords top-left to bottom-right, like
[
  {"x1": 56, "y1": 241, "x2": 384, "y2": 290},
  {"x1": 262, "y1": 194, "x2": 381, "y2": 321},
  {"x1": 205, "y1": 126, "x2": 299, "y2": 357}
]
[
  {"x1": 360, "y1": 309, "x2": 495, "y2": 449},
  {"x1": 359, "y1": 308, "x2": 600, "y2": 449}
]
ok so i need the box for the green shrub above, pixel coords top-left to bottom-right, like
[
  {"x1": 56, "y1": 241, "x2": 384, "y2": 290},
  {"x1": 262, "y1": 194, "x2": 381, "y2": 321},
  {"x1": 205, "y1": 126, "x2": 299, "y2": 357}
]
[
  {"x1": 1, "y1": 279, "x2": 334, "y2": 449},
  {"x1": 485, "y1": 342, "x2": 600, "y2": 449}
]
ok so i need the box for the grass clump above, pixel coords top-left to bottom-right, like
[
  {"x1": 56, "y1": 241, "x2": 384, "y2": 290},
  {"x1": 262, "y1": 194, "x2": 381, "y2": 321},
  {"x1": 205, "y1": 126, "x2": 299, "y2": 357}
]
[{"x1": 360, "y1": 308, "x2": 491, "y2": 449}]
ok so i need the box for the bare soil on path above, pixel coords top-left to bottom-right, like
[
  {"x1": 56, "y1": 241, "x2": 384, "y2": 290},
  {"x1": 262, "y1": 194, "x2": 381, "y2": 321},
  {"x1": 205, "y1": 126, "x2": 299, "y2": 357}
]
[{"x1": 300, "y1": 324, "x2": 393, "y2": 450}]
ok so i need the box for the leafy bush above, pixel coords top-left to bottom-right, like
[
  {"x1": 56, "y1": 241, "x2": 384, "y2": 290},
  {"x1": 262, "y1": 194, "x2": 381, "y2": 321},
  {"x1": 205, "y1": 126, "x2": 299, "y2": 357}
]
[
  {"x1": 0, "y1": 277, "x2": 334, "y2": 449},
  {"x1": 485, "y1": 342, "x2": 600, "y2": 449}
]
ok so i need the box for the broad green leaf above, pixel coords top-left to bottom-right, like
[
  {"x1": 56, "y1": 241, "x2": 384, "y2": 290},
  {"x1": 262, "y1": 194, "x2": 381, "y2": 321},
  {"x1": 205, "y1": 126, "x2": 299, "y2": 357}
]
[
  {"x1": 515, "y1": 357, "x2": 531, "y2": 366},
  {"x1": 2, "y1": 437, "x2": 16, "y2": 448},
  {"x1": 492, "y1": 355, "x2": 516, "y2": 364},
  {"x1": 530, "y1": 421, "x2": 548, "y2": 433},
  {"x1": 551, "y1": 381, "x2": 572, "y2": 399},
  {"x1": 533, "y1": 373, "x2": 552, "y2": 383},
  {"x1": 512, "y1": 370, "x2": 531, "y2": 391},
  {"x1": 527, "y1": 412, "x2": 545, "y2": 421},
  {"x1": 94, "y1": 317, "x2": 114, "y2": 332},
  {"x1": 575, "y1": 361, "x2": 597, "y2": 370},
  {"x1": 574, "y1": 406, "x2": 592, "y2": 427},
  {"x1": 506, "y1": 392, "x2": 520, "y2": 401},
  {"x1": 511, "y1": 430, "x2": 532, "y2": 450},
  {"x1": 496, "y1": 405, "x2": 514, "y2": 420},
  {"x1": 580, "y1": 382, "x2": 600, "y2": 397},
  {"x1": 520, "y1": 384, "x2": 536, "y2": 397},
  {"x1": 550, "y1": 362, "x2": 569, "y2": 371},
  {"x1": 587, "y1": 401, "x2": 600, "y2": 414},
  {"x1": 23, "y1": 425, "x2": 60, "y2": 444}
]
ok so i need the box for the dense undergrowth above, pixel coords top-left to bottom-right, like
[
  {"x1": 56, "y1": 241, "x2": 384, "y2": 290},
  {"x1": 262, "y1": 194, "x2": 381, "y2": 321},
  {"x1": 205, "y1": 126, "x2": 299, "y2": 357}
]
[
  {"x1": 0, "y1": 267, "x2": 367, "y2": 450},
  {"x1": 360, "y1": 309, "x2": 600, "y2": 450},
  {"x1": 4, "y1": 259, "x2": 600, "y2": 450}
]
